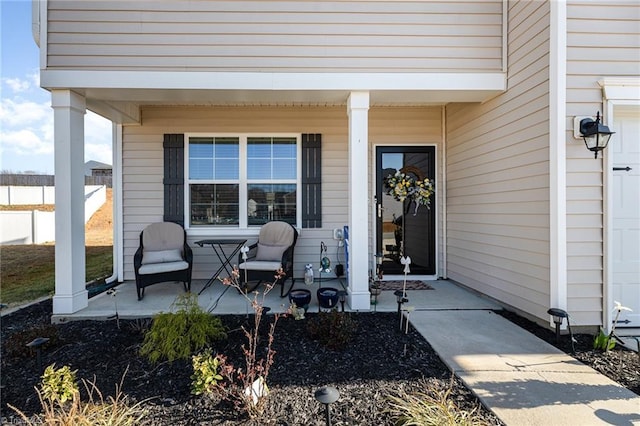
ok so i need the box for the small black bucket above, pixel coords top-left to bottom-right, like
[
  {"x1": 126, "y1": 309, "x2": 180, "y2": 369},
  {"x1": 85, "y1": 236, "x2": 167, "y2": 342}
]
[
  {"x1": 317, "y1": 287, "x2": 339, "y2": 309},
  {"x1": 289, "y1": 289, "x2": 312, "y2": 310}
]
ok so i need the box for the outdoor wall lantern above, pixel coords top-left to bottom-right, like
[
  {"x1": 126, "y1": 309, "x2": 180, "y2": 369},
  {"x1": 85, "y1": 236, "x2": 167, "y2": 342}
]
[{"x1": 574, "y1": 111, "x2": 615, "y2": 159}]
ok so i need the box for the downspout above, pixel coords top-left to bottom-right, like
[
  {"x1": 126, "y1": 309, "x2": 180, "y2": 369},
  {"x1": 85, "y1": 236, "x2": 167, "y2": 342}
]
[
  {"x1": 88, "y1": 123, "x2": 122, "y2": 296},
  {"x1": 502, "y1": 0, "x2": 508, "y2": 73},
  {"x1": 112, "y1": 123, "x2": 124, "y2": 284},
  {"x1": 31, "y1": 0, "x2": 40, "y2": 46},
  {"x1": 441, "y1": 105, "x2": 448, "y2": 279},
  {"x1": 549, "y1": 0, "x2": 568, "y2": 325},
  {"x1": 33, "y1": 0, "x2": 47, "y2": 68}
]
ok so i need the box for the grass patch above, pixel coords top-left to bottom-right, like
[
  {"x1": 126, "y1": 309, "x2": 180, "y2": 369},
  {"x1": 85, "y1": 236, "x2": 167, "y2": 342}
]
[
  {"x1": 0, "y1": 245, "x2": 112, "y2": 306},
  {"x1": 9, "y1": 365, "x2": 148, "y2": 425},
  {"x1": 388, "y1": 378, "x2": 491, "y2": 426}
]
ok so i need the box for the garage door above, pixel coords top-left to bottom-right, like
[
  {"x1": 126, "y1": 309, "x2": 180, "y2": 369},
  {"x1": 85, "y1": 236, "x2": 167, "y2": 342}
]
[{"x1": 612, "y1": 108, "x2": 640, "y2": 328}]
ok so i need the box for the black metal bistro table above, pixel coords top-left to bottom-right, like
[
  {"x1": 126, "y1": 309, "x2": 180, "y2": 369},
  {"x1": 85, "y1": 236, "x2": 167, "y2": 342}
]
[{"x1": 195, "y1": 239, "x2": 247, "y2": 295}]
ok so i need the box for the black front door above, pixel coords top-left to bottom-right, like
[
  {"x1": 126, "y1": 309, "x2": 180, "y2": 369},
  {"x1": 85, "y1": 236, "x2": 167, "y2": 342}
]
[{"x1": 376, "y1": 146, "x2": 436, "y2": 276}]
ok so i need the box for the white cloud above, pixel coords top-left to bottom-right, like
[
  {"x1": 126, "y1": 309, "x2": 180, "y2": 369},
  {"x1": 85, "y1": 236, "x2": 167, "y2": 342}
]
[
  {"x1": 1, "y1": 71, "x2": 39, "y2": 93},
  {"x1": 0, "y1": 96, "x2": 54, "y2": 159},
  {"x1": 0, "y1": 128, "x2": 53, "y2": 155},
  {"x1": 85, "y1": 111, "x2": 113, "y2": 165},
  {"x1": 3, "y1": 76, "x2": 32, "y2": 92},
  {"x1": 1, "y1": 95, "x2": 113, "y2": 172},
  {"x1": 0, "y1": 97, "x2": 51, "y2": 127}
]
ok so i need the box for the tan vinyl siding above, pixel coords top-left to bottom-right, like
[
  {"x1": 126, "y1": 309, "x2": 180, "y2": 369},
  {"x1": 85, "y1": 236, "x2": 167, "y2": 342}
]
[
  {"x1": 566, "y1": 0, "x2": 640, "y2": 326},
  {"x1": 445, "y1": 0, "x2": 551, "y2": 321},
  {"x1": 47, "y1": 0, "x2": 502, "y2": 73},
  {"x1": 122, "y1": 105, "x2": 442, "y2": 281}
]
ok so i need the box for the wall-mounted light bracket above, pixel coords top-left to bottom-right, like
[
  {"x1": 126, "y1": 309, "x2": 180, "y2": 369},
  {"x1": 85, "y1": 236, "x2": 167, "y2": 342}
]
[{"x1": 573, "y1": 111, "x2": 615, "y2": 159}]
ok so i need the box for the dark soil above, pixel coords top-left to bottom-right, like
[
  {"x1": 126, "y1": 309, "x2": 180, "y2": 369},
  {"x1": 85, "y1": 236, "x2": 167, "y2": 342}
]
[
  {"x1": 1, "y1": 300, "x2": 503, "y2": 425},
  {"x1": 3, "y1": 301, "x2": 638, "y2": 425}
]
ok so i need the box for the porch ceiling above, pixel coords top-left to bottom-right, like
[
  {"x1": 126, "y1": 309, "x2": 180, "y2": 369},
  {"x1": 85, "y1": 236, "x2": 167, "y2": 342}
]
[{"x1": 84, "y1": 87, "x2": 502, "y2": 124}]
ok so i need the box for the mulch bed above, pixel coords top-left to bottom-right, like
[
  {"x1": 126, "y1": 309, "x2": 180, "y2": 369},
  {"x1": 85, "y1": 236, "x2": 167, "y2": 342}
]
[{"x1": 1, "y1": 300, "x2": 503, "y2": 425}]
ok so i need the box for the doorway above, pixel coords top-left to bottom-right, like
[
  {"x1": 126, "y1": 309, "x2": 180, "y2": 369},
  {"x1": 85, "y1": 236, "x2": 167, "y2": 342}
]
[
  {"x1": 375, "y1": 146, "x2": 436, "y2": 276},
  {"x1": 611, "y1": 108, "x2": 640, "y2": 328}
]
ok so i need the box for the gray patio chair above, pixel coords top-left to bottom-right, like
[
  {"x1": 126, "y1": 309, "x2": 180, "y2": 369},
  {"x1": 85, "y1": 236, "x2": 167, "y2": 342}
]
[
  {"x1": 238, "y1": 221, "x2": 298, "y2": 297},
  {"x1": 133, "y1": 222, "x2": 193, "y2": 300}
]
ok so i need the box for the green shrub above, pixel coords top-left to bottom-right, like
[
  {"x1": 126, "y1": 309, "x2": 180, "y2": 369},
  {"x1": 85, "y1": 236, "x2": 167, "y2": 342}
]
[
  {"x1": 140, "y1": 293, "x2": 227, "y2": 363},
  {"x1": 388, "y1": 378, "x2": 491, "y2": 426},
  {"x1": 191, "y1": 348, "x2": 225, "y2": 396},
  {"x1": 306, "y1": 310, "x2": 357, "y2": 350},
  {"x1": 40, "y1": 364, "x2": 78, "y2": 404},
  {"x1": 593, "y1": 327, "x2": 615, "y2": 351}
]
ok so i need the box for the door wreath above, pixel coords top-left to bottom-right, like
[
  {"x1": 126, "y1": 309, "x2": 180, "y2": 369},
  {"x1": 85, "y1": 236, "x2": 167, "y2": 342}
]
[{"x1": 383, "y1": 165, "x2": 434, "y2": 215}]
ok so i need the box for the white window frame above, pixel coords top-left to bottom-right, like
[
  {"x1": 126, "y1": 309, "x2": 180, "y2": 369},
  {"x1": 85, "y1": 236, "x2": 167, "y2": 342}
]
[{"x1": 184, "y1": 133, "x2": 302, "y2": 234}]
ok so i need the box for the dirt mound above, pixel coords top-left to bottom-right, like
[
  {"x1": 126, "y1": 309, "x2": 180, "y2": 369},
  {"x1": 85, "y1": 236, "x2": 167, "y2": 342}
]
[{"x1": 86, "y1": 189, "x2": 113, "y2": 246}]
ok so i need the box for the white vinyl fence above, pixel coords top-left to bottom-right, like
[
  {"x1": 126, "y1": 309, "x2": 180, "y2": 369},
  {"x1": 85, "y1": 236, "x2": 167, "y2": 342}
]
[{"x1": 0, "y1": 185, "x2": 106, "y2": 245}]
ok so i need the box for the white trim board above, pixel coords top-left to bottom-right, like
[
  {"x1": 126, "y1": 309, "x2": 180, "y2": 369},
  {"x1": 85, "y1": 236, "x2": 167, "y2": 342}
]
[{"x1": 41, "y1": 70, "x2": 506, "y2": 92}]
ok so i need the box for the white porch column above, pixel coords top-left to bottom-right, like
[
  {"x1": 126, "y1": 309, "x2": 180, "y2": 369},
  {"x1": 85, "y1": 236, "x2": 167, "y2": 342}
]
[
  {"x1": 52, "y1": 90, "x2": 88, "y2": 315},
  {"x1": 347, "y1": 91, "x2": 370, "y2": 310}
]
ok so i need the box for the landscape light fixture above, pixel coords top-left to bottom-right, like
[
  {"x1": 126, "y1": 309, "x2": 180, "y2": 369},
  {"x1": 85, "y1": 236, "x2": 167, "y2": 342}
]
[
  {"x1": 547, "y1": 307, "x2": 575, "y2": 352},
  {"x1": 575, "y1": 111, "x2": 615, "y2": 159},
  {"x1": 314, "y1": 386, "x2": 340, "y2": 426},
  {"x1": 26, "y1": 337, "x2": 50, "y2": 372},
  {"x1": 547, "y1": 308, "x2": 568, "y2": 343},
  {"x1": 393, "y1": 290, "x2": 408, "y2": 314},
  {"x1": 338, "y1": 290, "x2": 347, "y2": 312}
]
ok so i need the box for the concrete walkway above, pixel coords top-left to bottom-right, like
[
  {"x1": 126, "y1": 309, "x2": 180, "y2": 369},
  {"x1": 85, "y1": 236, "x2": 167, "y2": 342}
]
[{"x1": 410, "y1": 309, "x2": 640, "y2": 426}]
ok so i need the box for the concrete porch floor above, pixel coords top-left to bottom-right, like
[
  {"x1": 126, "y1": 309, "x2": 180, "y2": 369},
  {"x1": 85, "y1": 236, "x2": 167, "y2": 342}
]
[{"x1": 53, "y1": 278, "x2": 500, "y2": 321}]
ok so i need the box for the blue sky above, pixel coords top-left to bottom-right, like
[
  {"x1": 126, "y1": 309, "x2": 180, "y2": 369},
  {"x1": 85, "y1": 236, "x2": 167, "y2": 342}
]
[{"x1": 1, "y1": 0, "x2": 112, "y2": 174}]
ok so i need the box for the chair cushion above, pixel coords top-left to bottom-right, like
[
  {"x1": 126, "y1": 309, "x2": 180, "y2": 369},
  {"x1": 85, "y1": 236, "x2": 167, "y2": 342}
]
[
  {"x1": 138, "y1": 260, "x2": 189, "y2": 275},
  {"x1": 238, "y1": 260, "x2": 283, "y2": 272},
  {"x1": 258, "y1": 221, "x2": 294, "y2": 246},
  {"x1": 255, "y1": 243, "x2": 288, "y2": 261},
  {"x1": 142, "y1": 222, "x2": 185, "y2": 251},
  {"x1": 142, "y1": 249, "x2": 183, "y2": 265}
]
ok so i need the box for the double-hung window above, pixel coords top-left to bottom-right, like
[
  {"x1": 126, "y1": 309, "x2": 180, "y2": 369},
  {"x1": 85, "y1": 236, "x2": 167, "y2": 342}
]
[{"x1": 186, "y1": 134, "x2": 300, "y2": 229}]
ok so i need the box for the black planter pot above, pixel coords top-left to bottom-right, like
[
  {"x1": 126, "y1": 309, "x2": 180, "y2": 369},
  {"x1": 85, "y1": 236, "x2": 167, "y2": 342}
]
[
  {"x1": 317, "y1": 287, "x2": 339, "y2": 309},
  {"x1": 289, "y1": 289, "x2": 312, "y2": 311}
]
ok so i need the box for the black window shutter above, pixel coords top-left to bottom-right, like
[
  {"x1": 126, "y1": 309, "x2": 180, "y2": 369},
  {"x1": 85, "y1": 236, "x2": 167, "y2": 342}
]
[
  {"x1": 302, "y1": 134, "x2": 322, "y2": 228},
  {"x1": 163, "y1": 134, "x2": 185, "y2": 226}
]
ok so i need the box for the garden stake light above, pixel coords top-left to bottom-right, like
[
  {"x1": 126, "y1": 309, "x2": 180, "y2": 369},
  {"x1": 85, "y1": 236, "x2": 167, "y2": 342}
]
[
  {"x1": 106, "y1": 288, "x2": 120, "y2": 329},
  {"x1": 26, "y1": 337, "x2": 50, "y2": 372},
  {"x1": 241, "y1": 245, "x2": 250, "y2": 318},
  {"x1": 400, "y1": 255, "x2": 411, "y2": 299},
  {"x1": 547, "y1": 308, "x2": 567, "y2": 342},
  {"x1": 314, "y1": 386, "x2": 340, "y2": 426},
  {"x1": 547, "y1": 307, "x2": 575, "y2": 352},
  {"x1": 338, "y1": 290, "x2": 347, "y2": 312},
  {"x1": 394, "y1": 290, "x2": 408, "y2": 315},
  {"x1": 401, "y1": 306, "x2": 415, "y2": 334}
]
